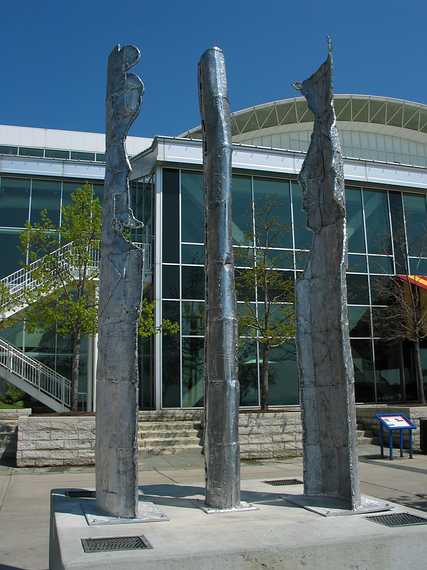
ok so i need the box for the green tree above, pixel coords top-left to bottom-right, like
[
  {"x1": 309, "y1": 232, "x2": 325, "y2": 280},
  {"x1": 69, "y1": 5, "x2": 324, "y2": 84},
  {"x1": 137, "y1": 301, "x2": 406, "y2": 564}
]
[
  {"x1": 138, "y1": 298, "x2": 179, "y2": 337},
  {"x1": 236, "y1": 202, "x2": 296, "y2": 411},
  {"x1": 20, "y1": 184, "x2": 101, "y2": 411}
]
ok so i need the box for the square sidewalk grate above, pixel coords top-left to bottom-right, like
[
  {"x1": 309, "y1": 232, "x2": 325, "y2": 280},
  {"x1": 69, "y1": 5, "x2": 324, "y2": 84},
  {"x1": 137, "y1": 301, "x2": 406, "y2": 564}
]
[
  {"x1": 264, "y1": 479, "x2": 303, "y2": 486},
  {"x1": 365, "y1": 512, "x2": 427, "y2": 527},
  {"x1": 67, "y1": 490, "x2": 96, "y2": 499},
  {"x1": 81, "y1": 535, "x2": 152, "y2": 553}
]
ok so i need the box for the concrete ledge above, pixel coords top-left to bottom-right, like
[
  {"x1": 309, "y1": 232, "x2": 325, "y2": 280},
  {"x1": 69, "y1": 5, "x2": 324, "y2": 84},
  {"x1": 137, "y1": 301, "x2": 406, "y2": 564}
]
[{"x1": 50, "y1": 479, "x2": 427, "y2": 570}]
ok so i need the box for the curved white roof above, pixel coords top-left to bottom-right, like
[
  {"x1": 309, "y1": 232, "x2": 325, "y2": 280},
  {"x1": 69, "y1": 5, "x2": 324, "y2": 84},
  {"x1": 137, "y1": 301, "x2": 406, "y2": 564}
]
[{"x1": 182, "y1": 95, "x2": 427, "y2": 167}]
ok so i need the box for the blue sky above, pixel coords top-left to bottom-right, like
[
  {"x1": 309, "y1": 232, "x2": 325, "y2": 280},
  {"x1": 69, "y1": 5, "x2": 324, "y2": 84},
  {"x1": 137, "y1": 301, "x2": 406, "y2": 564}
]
[{"x1": 1, "y1": 0, "x2": 427, "y2": 138}]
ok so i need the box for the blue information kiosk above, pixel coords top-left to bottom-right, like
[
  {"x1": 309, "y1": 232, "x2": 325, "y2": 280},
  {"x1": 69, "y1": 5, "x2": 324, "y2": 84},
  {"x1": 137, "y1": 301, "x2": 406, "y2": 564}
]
[{"x1": 375, "y1": 413, "x2": 416, "y2": 460}]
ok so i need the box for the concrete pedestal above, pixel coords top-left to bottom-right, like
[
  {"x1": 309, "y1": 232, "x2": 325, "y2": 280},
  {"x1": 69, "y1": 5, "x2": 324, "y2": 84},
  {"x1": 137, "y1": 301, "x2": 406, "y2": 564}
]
[{"x1": 50, "y1": 480, "x2": 427, "y2": 570}]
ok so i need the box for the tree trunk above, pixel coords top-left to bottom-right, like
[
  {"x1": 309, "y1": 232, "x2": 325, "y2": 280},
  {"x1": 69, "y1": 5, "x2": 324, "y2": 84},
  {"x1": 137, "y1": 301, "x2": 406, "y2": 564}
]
[
  {"x1": 71, "y1": 329, "x2": 81, "y2": 411},
  {"x1": 414, "y1": 339, "x2": 426, "y2": 404},
  {"x1": 260, "y1": 345, "x2": 270, "y2": 411}
]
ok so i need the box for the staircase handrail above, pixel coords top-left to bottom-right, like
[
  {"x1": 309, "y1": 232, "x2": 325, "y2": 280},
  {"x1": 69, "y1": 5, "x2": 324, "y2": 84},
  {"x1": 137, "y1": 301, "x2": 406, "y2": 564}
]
[
  {"x1": 1, "y1": 240, "x2": 151, "y2": 312},
  {"x1": 0, "y1": 337, "x2": 71, "y2": 408}
]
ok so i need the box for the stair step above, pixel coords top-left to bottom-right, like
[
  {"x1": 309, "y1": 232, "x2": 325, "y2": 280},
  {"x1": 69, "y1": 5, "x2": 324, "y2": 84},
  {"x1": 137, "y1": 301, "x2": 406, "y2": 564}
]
[
  {"x1": 139, "y1": 436, "x2": 201, "y2": 446},
  {"x1": 138, "y1": 421, "x2": 201, "y2": 431},
  {"x1": 138, "y1": 429, "x2": 199, "y2": 438},
  {"x1": 140, "y1": 444, "x2": 202, "y2": 456}
]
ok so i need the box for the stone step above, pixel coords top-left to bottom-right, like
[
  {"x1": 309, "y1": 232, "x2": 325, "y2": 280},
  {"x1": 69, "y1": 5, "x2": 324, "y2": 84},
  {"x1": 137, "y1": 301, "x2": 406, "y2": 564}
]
[
  {"x1": 140, "y1": 444, "x2": 202, "y2": 456},
  {"x1": 138, "y1": 421, "x2": 201, "y2": 432},
  {"x1": 139, "y1": 436, "x2": 201, "y2": 447},
  {"x1": 138, "y1": 429, "x2": 200, "y2": 440}
]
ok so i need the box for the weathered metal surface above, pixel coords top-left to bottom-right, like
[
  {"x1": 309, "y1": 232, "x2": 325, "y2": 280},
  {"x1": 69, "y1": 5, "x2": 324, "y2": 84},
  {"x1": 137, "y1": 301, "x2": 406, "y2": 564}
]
[
  {"x1": 199, "y1": 47, "x2": 240, "y2": 509},
  {"x1": 294, "y1": 48, "x2": 361, "y2": 510},
  {"x1": 96, "y1": 44, "x2": 144, "y2": 518}
]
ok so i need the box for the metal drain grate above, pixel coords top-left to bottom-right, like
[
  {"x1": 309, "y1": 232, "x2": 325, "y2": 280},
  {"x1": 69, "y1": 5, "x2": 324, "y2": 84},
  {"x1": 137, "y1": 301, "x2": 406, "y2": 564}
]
[
  {"x1": 81, "y1": 535, "x2": 152, "y2": 553},
  {"x1": 67, "y1": 490, "x2": 96, "y2": 499},
  {"x1": 264, "y1": 478, "x2": 303, "y2": 486},
  {"x1": 365, "y1": 512, "x2": 427, "y2": 527}
]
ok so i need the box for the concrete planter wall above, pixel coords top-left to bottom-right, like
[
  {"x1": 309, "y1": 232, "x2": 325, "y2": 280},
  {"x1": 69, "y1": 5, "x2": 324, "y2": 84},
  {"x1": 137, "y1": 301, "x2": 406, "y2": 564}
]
[
  {"x1": 17, "y1": 410, "x2": 302, "y2": 467},
  {"x1": 0, "y1": 408, "x2": 31, "y2": 461}
]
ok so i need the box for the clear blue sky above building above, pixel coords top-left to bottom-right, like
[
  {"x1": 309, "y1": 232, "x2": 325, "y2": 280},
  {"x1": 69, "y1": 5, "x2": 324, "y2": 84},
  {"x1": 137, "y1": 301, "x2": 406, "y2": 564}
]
[{"x1": 1, "y1": 0, "x2": 426, "y2": 139}]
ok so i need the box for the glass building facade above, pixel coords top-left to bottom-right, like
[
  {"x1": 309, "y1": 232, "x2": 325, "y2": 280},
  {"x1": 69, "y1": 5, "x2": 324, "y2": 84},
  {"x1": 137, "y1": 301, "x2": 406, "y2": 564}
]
[
  {"x1": 0, "y1": 175, "x2": 103, "y2": 408},
  {"x1": 152, "y1": 166, "x2": 427, "y2": 408}
]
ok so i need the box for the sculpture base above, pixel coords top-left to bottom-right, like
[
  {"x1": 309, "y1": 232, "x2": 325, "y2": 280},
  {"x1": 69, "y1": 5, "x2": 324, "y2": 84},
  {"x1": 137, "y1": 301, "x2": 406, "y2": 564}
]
[
  {"x1": 200, "y1": 501, "x2": 257, "y2": 514},
  {"x1": 50, "y1": 482, "x2": 427, "y2": 570},
  {"x1": 82, "y1": 500, "x2": 169, "y2": 526},
  {"x1": 284, "y1": 494, "x2": 390, "y2": 517}
]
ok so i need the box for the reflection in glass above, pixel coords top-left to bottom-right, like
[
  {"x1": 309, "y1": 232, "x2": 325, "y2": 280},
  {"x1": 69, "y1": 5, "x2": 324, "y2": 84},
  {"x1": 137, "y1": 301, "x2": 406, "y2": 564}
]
[
  {"x1": 409, "y1": 257, "x2": 427, "y2": 275},
  {"x1": 268, "y1": 341, "x2": 299, "y2": 405},
  {"x1": 403, "y1": 193, "x2": 427, "y2": 257},
  {"x1": 253, "y1": 178, "x2": 292, "y2": 248},
  {"x1": 375, "y1": 340, "x2": 404, "y2": 402},
  {"x1": 182, "y1": 244, "x2": 204, "y2": 265},
  {"x1": 235, "y1": 268, "x2": 256, "y2": 302},
  {"x1": 261, "y1": 249, "x2": 294, "y2": 270},
  {"x1": 363, "y1": 189, "x2": 392, "y2": 254},
  {"x1": 182, "y1": 266, "x2": 204, "y2": 300},
  {"x1": 182, "y1": 337, "x2": 204, "y2": 407},
  {"x1": 345, "y1": 187, "x2": 366, "y2": 253},
  {"x1": 347, "y1": 274, "x2": 369, "y2": 305},
  {"x1": 163, "y1": 301, "x2": 179, "y2": 324},
  {"x1": 181, "y1": 172, "x2": 204, "y2": 243},
  {"x1": 162, "y1": 265, "x2": 179, "y2": 299},
  {"x1": 370, "y1": 275, "x2": 393, "y2": 305},
  {"x1": 0, "y1": 178, "x2": 30, "y2": 228},
  {"x1": 295, "y1": 251, "x2": 309, "y2": 270},
  {"x1": 31, "y1": 180, "x2": 61, "y2": 226},
  {"x1": 348, "y1": 306, "x2": 371, "y2": 337},
  {"x1": 162, "y1": 335, "x2": 180, "y2": 407},
  {"x1": 232, "y1": 175, "x2": 253, "y2": 245},
  {"x1": 351, "y1": 339, "x2": 375, "y2": 402},
  {"x1": 162, "y1": 169, "x2": 179, "y2": 262},
  {"x1": 238, "y1": 340, "x2": 259, "y2": 406},
  {"x1": 389, "y1": 192, "x2": 407, "y2": 273},
  {"x1": 182, "y1": 301, "x2": 205, "y2": 335},
  {"x1": 347, "y1": 254, "x2": 367, "y2": 273},
  {"x1": 368, "y1": 255, "x2": 394, "y2": 274},
  {"x1": 292, "y1": 182, "x2": 312, "y2": 250},
  {"x1": 0, "y1": 231, "x2": 23, "y2": 277}
]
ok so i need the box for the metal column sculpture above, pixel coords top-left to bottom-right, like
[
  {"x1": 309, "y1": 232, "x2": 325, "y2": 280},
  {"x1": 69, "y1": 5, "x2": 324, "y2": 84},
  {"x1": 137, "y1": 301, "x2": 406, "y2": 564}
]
[
  {"x1": 96, "y1": 45, "x2": 144, "y2": 519},
  {"x1": 294, "y1": 47, "x2": 362, "y2": 510},
  {"x1": 199, "y1": 47, "x2": 241, "y2": 510}
]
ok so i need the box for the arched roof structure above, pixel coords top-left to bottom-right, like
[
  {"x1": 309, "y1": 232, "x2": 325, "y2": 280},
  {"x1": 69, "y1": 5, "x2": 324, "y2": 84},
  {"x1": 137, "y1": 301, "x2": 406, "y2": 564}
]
[{"x1": 181, "y1": 95, "x2": 427, "y2": 167}]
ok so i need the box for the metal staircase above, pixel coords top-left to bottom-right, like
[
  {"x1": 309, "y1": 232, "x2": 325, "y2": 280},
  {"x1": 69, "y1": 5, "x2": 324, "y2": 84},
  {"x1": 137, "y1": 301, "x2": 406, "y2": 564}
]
[
  {"x1": 0, "y1": 239, "x2": 151, "y2": 412},
  {"x1": 0, "y1": 337, "x2": 70, "y2": 412}
]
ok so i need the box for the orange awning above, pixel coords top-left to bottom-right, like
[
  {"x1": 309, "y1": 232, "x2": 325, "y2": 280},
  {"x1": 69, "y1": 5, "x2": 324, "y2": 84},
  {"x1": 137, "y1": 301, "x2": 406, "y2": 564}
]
[{"x1": 398, "y1": 274, "x2": 427, "y2": 291}]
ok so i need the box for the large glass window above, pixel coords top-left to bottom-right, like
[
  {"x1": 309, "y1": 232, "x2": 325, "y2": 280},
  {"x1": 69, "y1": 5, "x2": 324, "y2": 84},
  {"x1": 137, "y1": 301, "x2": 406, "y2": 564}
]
[
  {"x1": 31, "y1": 180, "x2": 61, "y2": 226},
  {"x1": 162, "y1": 169, "x2": 179, "y2": 263},
  {"x1": 181, "y1": 172, "x2": 203, "y2": 243},
  {"x1": 0, "y1": 230, "x2": 23, "y2": 277},
  {"x1": 403, "y1": 193, "x2": 427, "y2": 257},
  {"x1": 346, "y1": 187, "x2": 366, "y2": 253},
  {"x1": 232, "y1": 176, "x2": 253, "y2": 245},
  {"x1": 363, "y1": 189, "x2": 392, "y2": 254},
  {"x1": 253, "y1": 178, "x2": 292, "y2": 248},
  {"x1": 351, "y1": 340, "x2": 375, "y2": 402},
  {"x1": 182, "y1": 337, "x2": 204, "y2": 407},
  {"x1": 0, "y1": 178, "x2": 30, "y2": 227}
]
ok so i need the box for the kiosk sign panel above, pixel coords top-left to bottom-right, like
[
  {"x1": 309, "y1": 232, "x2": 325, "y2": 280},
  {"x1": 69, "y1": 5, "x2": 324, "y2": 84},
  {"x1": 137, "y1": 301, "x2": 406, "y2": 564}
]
[
  {"x1": 379, "y1": 415, "x2": 412, "y2": 429},
  {"x1": 374, "y1": 413, "x2": 416, "y2": 460}
]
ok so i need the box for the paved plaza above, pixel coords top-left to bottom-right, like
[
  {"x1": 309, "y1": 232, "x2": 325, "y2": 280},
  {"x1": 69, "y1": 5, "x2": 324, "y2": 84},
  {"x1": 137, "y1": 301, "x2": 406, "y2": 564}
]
[{"x1": 1, "y1": 445, "x2": 427, "y2": 570}]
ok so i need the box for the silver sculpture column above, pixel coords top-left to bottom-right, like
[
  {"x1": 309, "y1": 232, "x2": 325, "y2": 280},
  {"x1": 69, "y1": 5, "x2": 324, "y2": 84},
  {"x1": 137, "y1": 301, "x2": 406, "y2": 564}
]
[
  {"x1": 96, "y1": 45, "x2": 144, "y2": 518},
  {"x1": 295, "y1": 48, "x2": 361, "y2": 510},
  {"x1": 199, "y1": 47, "x2": 241, "y2": 510}
]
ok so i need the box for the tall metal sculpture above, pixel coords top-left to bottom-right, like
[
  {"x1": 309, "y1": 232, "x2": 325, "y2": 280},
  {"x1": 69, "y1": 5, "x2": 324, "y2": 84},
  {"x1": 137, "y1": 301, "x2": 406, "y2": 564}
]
[
  {"x1": 294, "y1": 46, "x2": 362, "y2": 510},
  {"x1": 199, "y1": 47, "x2": 241, "y2": 510},
  {"x1": 96, "y1": 44, "x2": 144, "y2": 519}
]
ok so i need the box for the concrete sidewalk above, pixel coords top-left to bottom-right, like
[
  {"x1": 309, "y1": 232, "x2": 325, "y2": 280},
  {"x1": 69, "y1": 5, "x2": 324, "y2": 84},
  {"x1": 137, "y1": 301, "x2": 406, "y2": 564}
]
[{"x1": 1, "y1": 445, "x2": 427, "y2": 570}]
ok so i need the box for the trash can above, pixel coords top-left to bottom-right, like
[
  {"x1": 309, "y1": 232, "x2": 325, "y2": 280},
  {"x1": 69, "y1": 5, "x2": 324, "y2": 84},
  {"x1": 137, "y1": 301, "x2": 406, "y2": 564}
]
[{"x1": 420, "y1": 419, "x2": 427, "y2": 453}]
